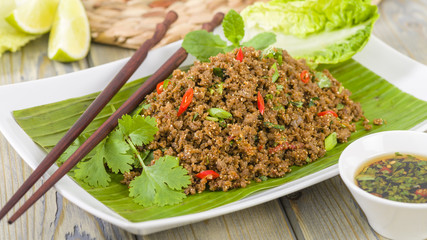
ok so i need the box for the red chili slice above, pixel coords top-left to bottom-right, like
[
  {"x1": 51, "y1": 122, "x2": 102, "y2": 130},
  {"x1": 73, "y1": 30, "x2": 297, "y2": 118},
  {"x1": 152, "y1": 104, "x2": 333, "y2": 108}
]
[
  {"x1": 300, "y1": 70, "x2": 310, "y2": 83},
  {"x1": 196, "y1": 170, "x2": 219, "y2": 180},
  {"x1": 379, "y1": 166, "x2": 392, "y2": 174},
  {"x1": 257, "y1": 91, "x2": 265, "y2": 115},
  {"x1": 415, "y1": 188, "x2": 427, "y2": 197},
  {"x1": 268, "y1": 142, "x2": 296, "y2": 154},
  {"x1": 317, "y1": 110, "x2": 338, "y2": 118},
  {"x1": 177, "y1": 87, "x2": 193, "y2": 117},
  {"x1": 236, "y1": 47, "x2": 244, "y2": 62},
  {"x1": 156, "y1": 81, "x2": 164, "y2": 94}
]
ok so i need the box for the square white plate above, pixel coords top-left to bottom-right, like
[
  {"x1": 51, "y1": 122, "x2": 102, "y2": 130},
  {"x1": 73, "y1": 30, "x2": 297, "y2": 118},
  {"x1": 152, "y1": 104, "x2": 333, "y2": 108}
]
[{"x1": 0, "y1": 36, "x2": 426, "y2": 235}]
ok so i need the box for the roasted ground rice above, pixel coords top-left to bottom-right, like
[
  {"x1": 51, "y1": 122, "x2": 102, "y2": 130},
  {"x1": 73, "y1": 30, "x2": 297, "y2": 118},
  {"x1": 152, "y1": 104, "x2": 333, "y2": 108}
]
[{"x1": 127, "y1": 47, "x2": 364, "y2": 194}]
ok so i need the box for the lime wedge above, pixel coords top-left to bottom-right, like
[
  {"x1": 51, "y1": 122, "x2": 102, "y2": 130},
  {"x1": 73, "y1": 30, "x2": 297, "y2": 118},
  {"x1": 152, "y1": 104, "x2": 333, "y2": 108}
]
[
  {"x1": 0, "y1": 0, "x2": 16, "y2": 18},
  {"x1": 48, "y1": 0, "x2": 90, "y2": 62},
  {"x1": 5, "y1": 0, "x2": 60, "y2": 34}
]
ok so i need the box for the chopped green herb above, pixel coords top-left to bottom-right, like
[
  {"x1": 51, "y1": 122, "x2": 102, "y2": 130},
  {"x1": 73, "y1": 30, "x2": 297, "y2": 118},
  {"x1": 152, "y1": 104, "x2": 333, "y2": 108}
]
[
  {"x1": 356, "y1": 153, "x2": 427, "y2": 203},
  {"x1": 259, "y1": 175, "x2": 268, "y2": 181},
  {"x1": 308, "y1": 98, "x2": 318, "y2": 107},
  {"x1": 291, "y1": 101, "x2": 303, "y2": 107},
  {"x1": 216, "y1": 82, "x2": 224, "y2": 94},
  {"x1": 192, "y1": 113, "x2": 199, "y2": 121},
  {"x1": 265, "y1": 94, "x2": 274, "y2": 100},
  {"x1": 337, "y1": 103, "x2": 344, "y2": 110},
  {"x1": 163, "y1": 79, "x2": 170, "y2": 89},
  {"x1": 262, "y1": 47, "x2": 283, "y2": 64},
  {"x1": 264, "y1": 121, "x2": 286, "y2": 130},
  {"x1": 273, "y1": 105, "x2": 285, "y2": 111},
  {"x1": 315, "y1": 71, "x2": 331, "y2": 88},
  {"x1": 213, "y1": 67, "x2": 224, "y2": 78},
  {"x1": 276, "y1": 84, "x2": 284, "y2": 91}
]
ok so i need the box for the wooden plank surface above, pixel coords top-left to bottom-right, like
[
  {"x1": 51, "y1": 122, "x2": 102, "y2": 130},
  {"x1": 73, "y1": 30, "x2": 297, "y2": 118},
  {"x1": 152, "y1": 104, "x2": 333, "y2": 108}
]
[{"x1": 1, "y1": 0, "x2": 426, "y2": 239}]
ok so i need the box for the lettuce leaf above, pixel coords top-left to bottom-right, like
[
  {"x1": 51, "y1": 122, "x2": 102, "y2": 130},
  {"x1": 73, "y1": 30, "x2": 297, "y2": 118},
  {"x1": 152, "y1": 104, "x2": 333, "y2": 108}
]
[{"x1": 241, "y1": 0, "x2": 379, "y2": 66}]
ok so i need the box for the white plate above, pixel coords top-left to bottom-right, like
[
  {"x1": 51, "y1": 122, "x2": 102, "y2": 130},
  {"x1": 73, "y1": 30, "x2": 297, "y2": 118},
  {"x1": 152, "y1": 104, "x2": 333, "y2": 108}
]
[{"x1": 0, "y1": 36, "x2": 427, "y2": 235}]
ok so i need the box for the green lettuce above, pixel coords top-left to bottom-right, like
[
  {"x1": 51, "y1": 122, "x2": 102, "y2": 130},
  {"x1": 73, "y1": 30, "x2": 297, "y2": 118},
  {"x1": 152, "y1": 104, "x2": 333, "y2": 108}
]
[{"x1": 241, "y1": 0, "x2": 379, "y2": 66}]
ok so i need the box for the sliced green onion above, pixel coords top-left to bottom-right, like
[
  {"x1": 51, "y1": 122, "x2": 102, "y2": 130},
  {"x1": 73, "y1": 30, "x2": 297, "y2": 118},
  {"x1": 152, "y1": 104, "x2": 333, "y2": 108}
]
[
  {"x1": 208, "y1": 108, "x2": 232, "y2": 119},
  {"x1": 206, "y1": 116, "x2": 219, "y2": 122},
  {"x1": 216, "y1": 82, "x2": 224, "y2": 94},
  {"x1": 271, "y1": 63, "x2": 279, "y2": 83},
  {"x1": 163, "y1": 79, "x2": 170, "y2": 89},
  {"x1": 264, "y1": 121, "x2": 286, "y2": 130},
  {"x1": 325, "y1": 132, "x2": 337, "y2": 151}
]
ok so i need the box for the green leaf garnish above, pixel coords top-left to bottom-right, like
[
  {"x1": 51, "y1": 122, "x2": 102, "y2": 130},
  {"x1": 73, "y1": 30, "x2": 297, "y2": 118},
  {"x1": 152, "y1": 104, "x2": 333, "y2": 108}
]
[
  {"x1": 74, "y1": 140, "x2": 112, "y2": 187},
  {"x1": 262, "y1": 47, "x2": 283, "y2": 64},
  {"x1": 182, "y1": 10, "x2": 276, "y2": 62},
  {"x1": 213, "y1": 67, "x2": 224, "y2": 78},
  {"x1": 315, "y1": 71, "x2": 331, "y2": 88},
  {"x1": 182, "y1": 30, "x2": 227, "y2": 62},
  {"x1": 291, "y1": 101, "x2": 303, "y2": 107},
  {"x1": 242, "y1": 32, "x2": 276, "y2": 50},
  {"x1": 129, "y1": 156, "x2": 191, "y2": 207},
  {"x1": 223, "y1": 9, "x2": 245, "y2": 47},
  {"x1": 264, "y1": 121, "x2": 286, "y2": 130},
  {"x1": 118, "y1": 115, "x2": 157, "y2": 146}
]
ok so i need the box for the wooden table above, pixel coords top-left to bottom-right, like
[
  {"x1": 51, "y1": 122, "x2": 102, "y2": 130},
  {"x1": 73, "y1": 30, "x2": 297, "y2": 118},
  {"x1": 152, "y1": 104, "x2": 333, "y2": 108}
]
[{"x1": 1, "y1": 1, "x2": 426, "y2": 239}]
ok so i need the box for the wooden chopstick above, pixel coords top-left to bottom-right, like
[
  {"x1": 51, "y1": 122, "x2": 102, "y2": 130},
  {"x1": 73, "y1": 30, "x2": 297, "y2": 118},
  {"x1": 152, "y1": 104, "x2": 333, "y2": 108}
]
[
  {"x1": 0, "y1": 11, "x2": 178, "y2": 221},
  {"x1": 7, "y1": 12, "x2": 225, "y2": 224}
]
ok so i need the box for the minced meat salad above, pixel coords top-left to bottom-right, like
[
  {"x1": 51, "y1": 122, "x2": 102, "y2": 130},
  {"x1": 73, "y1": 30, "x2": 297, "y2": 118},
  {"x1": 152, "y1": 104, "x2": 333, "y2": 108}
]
[{"x1": 125, "y1": 47, "x2": 365, "y2": 195}]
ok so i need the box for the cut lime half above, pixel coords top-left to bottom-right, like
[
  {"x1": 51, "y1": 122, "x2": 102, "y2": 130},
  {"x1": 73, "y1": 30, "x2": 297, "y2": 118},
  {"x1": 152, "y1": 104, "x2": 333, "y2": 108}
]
[{"x1": 48, "y1": 0, "x2": 91, "y2": 62}]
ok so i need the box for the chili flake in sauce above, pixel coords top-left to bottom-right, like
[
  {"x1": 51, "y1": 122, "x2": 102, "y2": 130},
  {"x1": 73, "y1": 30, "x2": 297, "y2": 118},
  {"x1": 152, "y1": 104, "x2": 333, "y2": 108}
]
[{"x1": 355, "y1": 153, "x2": 427, "y2": 203}]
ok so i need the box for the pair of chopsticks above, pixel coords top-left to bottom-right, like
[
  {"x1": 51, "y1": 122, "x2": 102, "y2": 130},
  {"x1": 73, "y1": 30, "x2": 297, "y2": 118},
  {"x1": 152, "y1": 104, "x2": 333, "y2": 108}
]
[{"x1": 1, "y1": 11, "x2": 224, "y2": 224}]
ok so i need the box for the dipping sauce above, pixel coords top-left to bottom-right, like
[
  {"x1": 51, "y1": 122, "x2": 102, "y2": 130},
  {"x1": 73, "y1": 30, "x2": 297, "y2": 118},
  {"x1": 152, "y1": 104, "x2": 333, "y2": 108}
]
[{"x1": 355, "y1": 153, "x2": 427, "y2": 203}]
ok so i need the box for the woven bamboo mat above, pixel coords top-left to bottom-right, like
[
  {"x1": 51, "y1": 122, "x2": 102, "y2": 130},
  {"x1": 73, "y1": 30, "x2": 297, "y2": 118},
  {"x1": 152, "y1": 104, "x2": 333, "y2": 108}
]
[
  {"x1": 83, "y1": 0, "x2": 382, "y2": 49},
  {"x1": 83, "y1": 0, "x2": 266, "y2": 49}
]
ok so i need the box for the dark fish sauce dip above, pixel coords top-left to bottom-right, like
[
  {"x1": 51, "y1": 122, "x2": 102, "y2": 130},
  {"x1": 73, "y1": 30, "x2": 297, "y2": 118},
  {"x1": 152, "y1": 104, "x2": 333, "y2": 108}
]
[{"x1": 355, "y1": 153, "x2": 427, "y2": 203}]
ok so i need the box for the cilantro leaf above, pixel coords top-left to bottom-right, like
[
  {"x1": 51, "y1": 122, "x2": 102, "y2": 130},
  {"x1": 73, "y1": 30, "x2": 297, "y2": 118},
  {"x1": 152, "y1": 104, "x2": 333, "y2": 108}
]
[
  {"x1": 223, "y1": 9, "x2": 245, "y2": 47},
  {"x1": 57, "y1": 134, "x2": 87, "y2": 165},
  {"x1": 104, "y1": 130, "x2": 134, "y2": 173},
  {"x1": 74, "y1": 141, "x2": 111, "y2": 187},
  {"x1": 129, "y1": 156, "x2": 191, "y2": 207},
  {"x1": 118, "y1": 115, "x2": 158, "y2": 146},
  {"x1": 242, "y1": 32, "x2": 276, "y2": 50},
  {"x1": 73, "y1": 130, "x2": 135, "y2": 187},
  {"x1": 182, "y1": 30, "x2": 227, "y2": 62}
]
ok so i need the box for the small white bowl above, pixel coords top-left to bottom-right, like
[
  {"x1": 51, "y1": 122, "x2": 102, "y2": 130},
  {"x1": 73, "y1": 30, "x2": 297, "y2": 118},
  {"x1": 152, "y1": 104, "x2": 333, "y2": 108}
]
[{"x1": 339, "y1": 130, "x2": 427, "y2": 240}]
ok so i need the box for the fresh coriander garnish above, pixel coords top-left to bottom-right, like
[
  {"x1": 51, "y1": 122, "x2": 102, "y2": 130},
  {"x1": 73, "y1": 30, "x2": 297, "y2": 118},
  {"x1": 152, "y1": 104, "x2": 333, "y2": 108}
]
[{"x1": 69, "y1": 114, "x2": 190, "y2": 207}]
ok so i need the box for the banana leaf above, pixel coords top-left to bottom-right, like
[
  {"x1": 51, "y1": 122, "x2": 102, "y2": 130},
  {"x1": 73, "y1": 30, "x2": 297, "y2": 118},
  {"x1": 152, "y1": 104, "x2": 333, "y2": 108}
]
[{"x1": 13, "y1": 59, "x2": 427, "y2": 222}]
